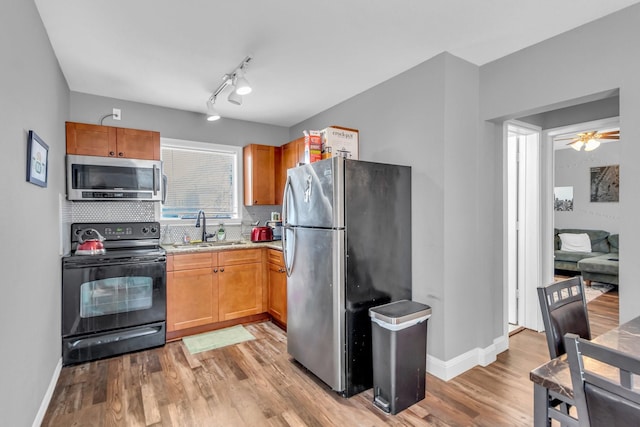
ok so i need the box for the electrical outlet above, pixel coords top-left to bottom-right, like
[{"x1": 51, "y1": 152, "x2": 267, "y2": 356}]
[{"x1": 113, "y1": 108, "x2": 121, "y2": 120}]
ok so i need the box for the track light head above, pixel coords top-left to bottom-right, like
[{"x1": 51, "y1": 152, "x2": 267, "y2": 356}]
[
  {"x1": 234, "y1": 70, "x2": 252, "y2": 95},
  {"x1": 227, "y1": 80, "x2": 243, "y2": 105},
  {"x1": 206, "y1": 98, "x2": 221, "y2": 121}
]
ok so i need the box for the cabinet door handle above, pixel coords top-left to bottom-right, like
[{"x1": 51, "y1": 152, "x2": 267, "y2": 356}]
[
  {"x1": 220, "y1": 267, "x2": 225, "y2": 272},
  {"x1": 109, "y1": 151, "x2": 115, "y2": 156},
  {"x1": 118, "y1": 152, "x2": 124, "y2": 157},
  {"x1": 213, "y1": 268, "x2": 218, "y2": 273}
]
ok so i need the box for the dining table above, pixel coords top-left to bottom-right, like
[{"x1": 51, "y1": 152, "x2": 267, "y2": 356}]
[{"x1": 529, "y1": 315, "x2": 640, "y2": 426}]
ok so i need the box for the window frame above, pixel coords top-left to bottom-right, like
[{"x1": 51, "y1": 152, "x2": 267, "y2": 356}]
[{"x1": 157, "y1": 137, "x2": 243, "y2": 224}]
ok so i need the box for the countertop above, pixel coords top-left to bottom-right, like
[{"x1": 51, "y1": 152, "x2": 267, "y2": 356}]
[
  {"x1": 162, "y1": 240, "x2": 283, "y2": 254},
  {"x1": 530, "y1": 314, "x2": 640, "y2": 400}
]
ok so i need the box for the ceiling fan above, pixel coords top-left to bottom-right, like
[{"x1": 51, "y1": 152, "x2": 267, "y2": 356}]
[{"x1": 556, "y1": 129, "x2": 620, "y2": 151}]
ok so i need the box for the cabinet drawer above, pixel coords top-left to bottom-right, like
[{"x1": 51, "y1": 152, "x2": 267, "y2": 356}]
[
  {"x1": 267, "y1": 249, "x2": 284, "y2": 266},
  {"x1": 219, "y1": 249, "x2": 262, "y2": 266},
  {"x1": 172, "y1": 252, "x2": 216, "y2": 270}
]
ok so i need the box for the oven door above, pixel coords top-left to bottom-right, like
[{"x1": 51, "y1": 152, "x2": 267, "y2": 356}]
[{"x1": 62, "y1": 257, "x2": 166, "y2": 337}]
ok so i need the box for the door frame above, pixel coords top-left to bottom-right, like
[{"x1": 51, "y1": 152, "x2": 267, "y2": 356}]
[{"x1": 503, "y1": 120, "x2": 542, "y2": 336}]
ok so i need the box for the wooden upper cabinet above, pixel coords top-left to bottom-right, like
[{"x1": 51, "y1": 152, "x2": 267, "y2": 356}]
[
  {"x1": 66, "y1": 122, "x2": 160, "y2": 160},
  {"x1": 244, "y1": 144, "x2": 276, "y2": 205},
  {"x1": 282, "y1": 137, "x2": 305, "y2": 171},
  {"x1": 66, "y1": 122, "x2": 117, "y2": 157},
  {"x1": 115, "y1": 127, "x2": 160, "y2": 160},
  {"x1": 277, "y1": 137, "x2": 305, "y2": 204}
]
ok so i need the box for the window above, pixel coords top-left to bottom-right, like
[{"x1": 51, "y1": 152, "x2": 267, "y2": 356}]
[{"x1": 161, "y1": 138, "x2": 241, "y2": 220}]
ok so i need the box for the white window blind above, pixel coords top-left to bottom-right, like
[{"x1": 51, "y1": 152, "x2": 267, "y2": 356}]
[{"x1": 161, "y1": 140, "x2": 239, "y2": 220}]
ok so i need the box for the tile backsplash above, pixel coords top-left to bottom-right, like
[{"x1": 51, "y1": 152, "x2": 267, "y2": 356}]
[
  {"x1": 160, "y1": 205, "x2": 282, "y2": 244},
  {"x1": 63, "y1": 200, "x2": 282, "y2": 246},
  {"x1": 71, "y1": 201, "x2": 155, "y2": 223}
]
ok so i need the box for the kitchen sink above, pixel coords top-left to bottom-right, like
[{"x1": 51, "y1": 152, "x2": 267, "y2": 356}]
[
  {"x1": 194, "y1": 241, "x2": 244, "y2": 247},
  {"x1": 169, "y1": 240, "x2": 246, "y2": 249}
]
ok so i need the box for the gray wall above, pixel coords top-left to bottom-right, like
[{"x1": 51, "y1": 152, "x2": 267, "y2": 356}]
[
  {"x1": 0, "y1": 0, "x2": 70, "y2": 425},
  {"x1": 554, "y1": 144, "x2": 621, "y2": 233},
  {"x1": 290, "y1": 53, "x2": 492, "y2": 361},
  {"x1": 70, "y1": 92, "x2": 289, "y2": 148},
  {"x1": 480, "y1": 3, "x2": 640, "y2": 323},
  {"x1": 519, "y1": 96, "x2": 619, "y2": 129},
  {"x1": 8, "y1": 1, "x2": 640, "y2": 423}
]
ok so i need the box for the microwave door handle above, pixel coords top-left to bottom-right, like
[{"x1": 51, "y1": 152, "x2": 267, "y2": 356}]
[
  {"x1": 162, "y1": 175, "x2": 167, "y2": 204},
  {"x1": 152, "y1": 164, "x2": 159, "y2": 196}
]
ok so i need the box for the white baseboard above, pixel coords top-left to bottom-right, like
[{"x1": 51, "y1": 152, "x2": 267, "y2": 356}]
[
  {"x1": 427, "y1": 333, "x2": 509, "y2": 381},
  {"x1": 32, "y1": 357, "x2": 62, "y2": 427}
]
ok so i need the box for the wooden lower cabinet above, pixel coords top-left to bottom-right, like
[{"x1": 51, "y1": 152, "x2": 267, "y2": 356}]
[
  {"x1": 166, "y1": 249, "x2": 266, "y2": 338},
  {"x1": 167, "y1": 268, "x2": 218, "y2": 331},
  {"x1": 267, "y1": 249, "x2": 287, "y2": 327},
  {"x1": 166, "y1": 252, "x2": 218, "y2": 333},
  {"x1": 218, "y1": 262, "x2": 263, "y2": 321}
]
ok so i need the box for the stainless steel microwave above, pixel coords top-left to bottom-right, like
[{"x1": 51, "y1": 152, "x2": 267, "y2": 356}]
[{"x1": 66, "y1": 154, "x2": 164, "y2": 201}]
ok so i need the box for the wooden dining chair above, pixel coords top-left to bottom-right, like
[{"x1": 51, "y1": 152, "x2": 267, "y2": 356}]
[
  {"x1": 537, "y1": 276, "x2": 591, "y2": 359},
  {"x1": 564, "y1": 333, "x2": 640, "y2": 427},
  {"x1": 537, "y1": 276, "x2": 592, "y2": 426}
]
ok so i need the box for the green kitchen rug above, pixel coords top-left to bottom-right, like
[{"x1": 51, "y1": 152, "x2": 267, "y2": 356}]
[{"x1": 183, "y1": 325, "x2": 256, "y2": 355}]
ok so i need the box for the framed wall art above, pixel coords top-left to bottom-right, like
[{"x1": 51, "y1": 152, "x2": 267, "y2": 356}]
[
  {"x1": 590, "y1": 164, "x2": 619, "y2": 202},
  {"x1": 554, "y1": 186, "x2": 573, "y2": 211},
  {"x1": 26, "y1": 130, "x2": 49, "y2": 187}
]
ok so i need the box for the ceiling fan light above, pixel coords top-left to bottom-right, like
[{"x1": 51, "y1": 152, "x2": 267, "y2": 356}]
[
  {"x1": 570, "y1": 141, "x2": 584, "y2": 151},
  {"x1": 584, "y1": 138, "x2": 601, "y2": 151}
]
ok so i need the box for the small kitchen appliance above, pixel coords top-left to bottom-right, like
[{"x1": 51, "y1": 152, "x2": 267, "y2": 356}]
[
  {"x1": 74, "y1": 228, "x2": 106, "y2": 255},
  {"x1": 66, "y1": 154, "x2": 164, "y2": 201},
  {"x1": 251, "y1": 225, "x2": 273, "y2": 242},
  {"x1": 266, "y1": 220, "x2": 282, "y2": 240},
  {"x1": 62, "y1": 221, "x2": 166, "y2": 366}
]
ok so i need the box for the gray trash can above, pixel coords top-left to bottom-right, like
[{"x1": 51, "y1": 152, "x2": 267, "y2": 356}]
[{"x1": 369, "y1": 300, "x2": 431, "y2": 415}]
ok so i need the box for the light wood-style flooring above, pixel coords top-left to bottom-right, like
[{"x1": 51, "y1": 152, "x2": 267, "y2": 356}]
[{"x1": 42, "y1": 290, "x2": 618, "y2": 426}]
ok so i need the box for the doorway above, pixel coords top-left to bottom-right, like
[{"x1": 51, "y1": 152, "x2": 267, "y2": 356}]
[
  {"x1": 546, "y1": 116, "x2": 620, "y2": 286},
  {"x1": 506, "y1": 121, "x2": 541, "y2": 332}
]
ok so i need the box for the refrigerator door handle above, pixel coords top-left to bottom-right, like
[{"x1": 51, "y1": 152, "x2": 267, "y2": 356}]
[
  {"x1": 282, "y1": 175, "x2": 292, "y2": 226},
  {"x1": 283, "y1": 225, "x2": 296, "y2": 277},
  {"x1": 282, "y1": 175, "x2": 296, "y2": 277}
]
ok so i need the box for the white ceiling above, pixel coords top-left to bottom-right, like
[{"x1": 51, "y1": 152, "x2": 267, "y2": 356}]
[{"x1": 34, "y1": 0, "x2": 640, "y2": 127}]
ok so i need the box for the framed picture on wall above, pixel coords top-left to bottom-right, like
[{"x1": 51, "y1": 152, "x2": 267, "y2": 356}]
[
  {"x1": 590, "y1": 165, "x2": 619, "y2": 202},
  {"x1": 26, "y1": 130, "x2": 49, "y2": 188},
  {"x1": 554, "y1": 186, "x2": 573, "y2": 211}
]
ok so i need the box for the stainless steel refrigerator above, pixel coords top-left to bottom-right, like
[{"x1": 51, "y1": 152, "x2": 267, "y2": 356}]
[{"x1": 282, "y1": 157, "x2": 411, "y2": 397}]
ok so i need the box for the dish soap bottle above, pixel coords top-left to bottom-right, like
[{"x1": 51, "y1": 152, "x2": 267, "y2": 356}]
[{"x1": 217, "y1": 223, "x2": 226, "y2": 241}]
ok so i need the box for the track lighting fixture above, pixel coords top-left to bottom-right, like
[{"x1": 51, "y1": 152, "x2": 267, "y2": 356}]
[
  {"x1": 205, "y1": 55, "x2": 252, "y2": 121},
  {"x1": 206, "y1": 97, "x2": 221, "y2": 121},
  {"x1": 234, "y1": 70, "x2": 252, "y2": 95},
  {"x1": 227, "y1": 79, "x2": 243, "y2": 105}
]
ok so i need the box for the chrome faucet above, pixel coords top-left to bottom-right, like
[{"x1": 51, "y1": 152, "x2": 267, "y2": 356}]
[{"x1": 195, "y1": 210, "x2": 214, "y2": 242}]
